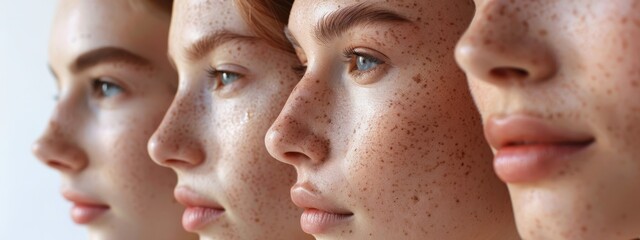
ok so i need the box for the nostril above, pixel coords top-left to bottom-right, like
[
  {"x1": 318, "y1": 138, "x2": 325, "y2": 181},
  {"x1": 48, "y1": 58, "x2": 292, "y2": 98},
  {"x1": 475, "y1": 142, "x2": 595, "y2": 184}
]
[
  {"x1": 282, "y1": 152, "x2": 309, "y2": 163},
  {"x1": 162, "y1": 159, "x2": 193, "y2": 168},
  {"x1": 46, "y1": 161, "x2": 72, "y2": 171},
  {"x1": 284, "y1": 152, "x2": 305, "y2": 159},
  {"x1": 490, "y1": 67, "x2": 529, "y2": 80}
]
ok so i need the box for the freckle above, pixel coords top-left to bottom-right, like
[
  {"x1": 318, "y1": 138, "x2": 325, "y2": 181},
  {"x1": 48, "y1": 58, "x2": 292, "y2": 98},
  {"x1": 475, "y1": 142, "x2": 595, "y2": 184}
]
[{"x1": 538, "y1": 29, "x2": 547, "y2": 37}]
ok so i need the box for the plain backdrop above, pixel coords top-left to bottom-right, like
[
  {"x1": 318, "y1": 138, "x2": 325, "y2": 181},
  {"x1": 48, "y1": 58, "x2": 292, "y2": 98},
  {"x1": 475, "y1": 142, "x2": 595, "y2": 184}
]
[{"x1": 0, "y1": 0, "x2": 86, "y2": 239}]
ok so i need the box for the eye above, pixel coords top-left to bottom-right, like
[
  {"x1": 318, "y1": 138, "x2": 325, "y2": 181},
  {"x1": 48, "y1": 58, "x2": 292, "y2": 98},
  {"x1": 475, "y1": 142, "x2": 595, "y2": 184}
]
[
  {"x1": 206, "y1": 67, "x2": 243, "y2": 89},
  {"x1": 92, "y1": 78, "x2": 123, "y2": 98},
  {"x1": 355, "y1": 55, "x2": 381, "y2": 72},
  {"x1": 344, "y1": 48, "x2": 385, "y2": 75}
]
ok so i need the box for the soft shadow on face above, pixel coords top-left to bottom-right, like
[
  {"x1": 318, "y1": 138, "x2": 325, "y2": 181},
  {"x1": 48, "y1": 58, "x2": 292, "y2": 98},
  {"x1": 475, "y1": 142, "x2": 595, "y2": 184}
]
[
  {"x1": 32, "y1": 0, "x2": 196, "y2": 239},
  {"x1": 147, "y1": 0, "x2": 312, "y2": 239},
  {"x1": 265, "y1": 0, "x2": 519, "y2": 239},
  {"x1": 456, "y1": 0, "x2": 640, "y2": 239}
]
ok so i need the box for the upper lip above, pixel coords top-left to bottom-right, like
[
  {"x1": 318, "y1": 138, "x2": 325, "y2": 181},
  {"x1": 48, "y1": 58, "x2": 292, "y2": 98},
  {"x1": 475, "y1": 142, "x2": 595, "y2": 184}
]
[
  {"x1": 485, "y1": 114, "x2": 595, "y2": 150},
  {"x1": 291, "y1": 182, "x2": 352, "y2": 215},
  {"x1": 61, "y1": 189, "x2": 109, "y2": 208},
  {"x1": 174, "y1": 186, "x2": 224, "y2": 209}
]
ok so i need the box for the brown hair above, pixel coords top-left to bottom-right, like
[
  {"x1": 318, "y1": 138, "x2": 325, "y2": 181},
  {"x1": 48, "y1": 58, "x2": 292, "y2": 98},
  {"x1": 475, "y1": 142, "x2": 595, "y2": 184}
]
[
  {"x1": 129, "y1": 0, "x2": 173, "y2": 16},
  {"x1": 234, "y1": 0, "x2": 295, "y2": 53}
]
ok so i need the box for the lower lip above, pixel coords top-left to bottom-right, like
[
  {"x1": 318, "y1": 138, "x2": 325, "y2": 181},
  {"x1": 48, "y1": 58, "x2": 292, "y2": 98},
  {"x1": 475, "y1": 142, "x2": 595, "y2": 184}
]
[
  {"x1": 494, "y1": 142, "x2": 592, "y2": 183},
  {"x1": 182, "y1": 207, "x2": 224, "y2": 232},
  {"x1": 70, "y1": 204, "x2": 109, "y2": 224},
  {"x1": 300, "y1": 208, "x2": 352, "y2": 234}
]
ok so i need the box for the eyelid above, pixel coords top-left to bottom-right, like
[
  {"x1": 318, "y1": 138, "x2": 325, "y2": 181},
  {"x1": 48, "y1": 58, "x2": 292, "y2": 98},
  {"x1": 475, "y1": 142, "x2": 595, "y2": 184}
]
[
  {"x1": 90, "y1": 76, "x2": 126, "y2": 103},
  {"x1": 343, "y1": 47, "x2": 389, "y2": 64},
  {"x1": 214, "y1": 63, "x2": 249, "y2": 75},
  {"x1": 343, "y1": 47, "x2": 391, "y2": 85},
  {"x1": 206, "y1": 63, "x2": 250, "y2": 97}
]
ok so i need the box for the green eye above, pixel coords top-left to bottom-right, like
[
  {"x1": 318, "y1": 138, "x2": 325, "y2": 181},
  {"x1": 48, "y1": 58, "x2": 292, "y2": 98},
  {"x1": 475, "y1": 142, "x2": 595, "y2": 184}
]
[
  {"x1": 355, "y1": 55, "x2": 380, "y2": 71},
  {"x1": 93, "y1": 78, "x2": 122, "y2": 98}
]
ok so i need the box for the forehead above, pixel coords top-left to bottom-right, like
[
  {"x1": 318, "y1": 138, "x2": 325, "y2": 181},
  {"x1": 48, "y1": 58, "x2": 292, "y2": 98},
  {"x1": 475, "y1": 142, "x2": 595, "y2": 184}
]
[
  {"x1": 170, "y1": 0, "x2": 252, "y2": 55},
  {"x1": 49, "y1": 0, "x2": 168, "y2": 66}
]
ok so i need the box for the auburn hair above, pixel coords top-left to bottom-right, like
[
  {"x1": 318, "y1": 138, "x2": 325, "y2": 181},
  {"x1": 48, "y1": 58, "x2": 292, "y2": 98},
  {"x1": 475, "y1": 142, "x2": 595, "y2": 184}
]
[{"x1": 234, "y1": 0, "x2": 295, "y2": 53}]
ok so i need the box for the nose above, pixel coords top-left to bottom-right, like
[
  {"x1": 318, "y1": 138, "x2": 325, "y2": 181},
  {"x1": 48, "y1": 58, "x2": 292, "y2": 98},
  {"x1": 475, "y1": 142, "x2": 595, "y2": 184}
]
[
  {"x1": 455, "y1": 0, "x2": 557, "y2": 85},
  {"x1": 148, "y1": 89, "x2": 206, "y2": 170},
  {"x1": 265, "y1": 72, "x2": 331, "y2": 168},
  {"x1": 32, "y1": 99, "x2": 88, "y2": 174}
]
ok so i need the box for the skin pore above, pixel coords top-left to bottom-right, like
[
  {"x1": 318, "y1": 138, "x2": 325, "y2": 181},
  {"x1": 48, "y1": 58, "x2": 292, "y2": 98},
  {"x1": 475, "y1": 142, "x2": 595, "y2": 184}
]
[
  {"x1": 32, "y1": 0, "x2": 196, "y2": 239},
  {"x1": 456, "y1": 0, "x2": 640, "y2": 239},
  {"x1": 147, "y1": 0, "x2": 312, "y2": 239},
  {"x1": 265, "y1": 0, "x2": 519, "y2": 239}
]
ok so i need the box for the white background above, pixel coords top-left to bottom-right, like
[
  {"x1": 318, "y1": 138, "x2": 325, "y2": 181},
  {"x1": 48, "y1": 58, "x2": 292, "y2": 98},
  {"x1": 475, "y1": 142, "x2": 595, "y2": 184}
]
[{"x1": 0, "y1": 0, "x2": 86, "y2": 239}]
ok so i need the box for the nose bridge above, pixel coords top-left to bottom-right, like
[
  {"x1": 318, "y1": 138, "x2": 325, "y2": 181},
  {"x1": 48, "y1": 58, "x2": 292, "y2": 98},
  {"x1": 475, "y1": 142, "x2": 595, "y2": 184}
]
[
  {"x1": 32, "y1": 93, "x2": 88, "y2": 173},
  {"x1": 456, "y1": 0, "x2": 557, "y2": 84},
  {"x1": 266, "y1": 72, "x2": 332, "y2": 166},
  {"x1": 148, "y1": 83, "x2": 207, "y2": 168}
]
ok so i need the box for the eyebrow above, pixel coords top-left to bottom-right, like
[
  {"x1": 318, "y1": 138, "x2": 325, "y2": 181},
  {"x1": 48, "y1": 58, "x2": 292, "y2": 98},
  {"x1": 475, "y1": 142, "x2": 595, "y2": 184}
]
[
  {"x1": 72, "y1": 47, "x2": 151, "y2": 73},
  {"x1": 183, "y1": 30, "x2": 258, "y2": 61},
  {"x1": 314, "y1": 3, "x2": 411, "y2": 44}
]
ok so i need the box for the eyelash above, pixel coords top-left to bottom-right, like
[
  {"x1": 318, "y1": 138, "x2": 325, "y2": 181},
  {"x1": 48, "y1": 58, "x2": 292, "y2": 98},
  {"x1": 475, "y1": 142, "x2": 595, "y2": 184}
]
[
  {"x1": 92, "y1": 78, "x2": 123, "y2": 98},
  {"x1": 342, "y1": 47, "x2": 385, "y2": 77},
  {"x1": 206, "y1": 66, "x2": 242, "y2": 90}
]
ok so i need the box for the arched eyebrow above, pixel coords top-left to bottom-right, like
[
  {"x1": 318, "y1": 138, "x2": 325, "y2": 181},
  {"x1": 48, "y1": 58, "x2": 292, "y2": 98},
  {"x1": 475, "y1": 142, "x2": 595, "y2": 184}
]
[
  {"x1": 314, "y1": 3, "x2": 411, "y2": 44},
  {"x1": 72, "y1": 47, "x2": 150, "y2": 73}
]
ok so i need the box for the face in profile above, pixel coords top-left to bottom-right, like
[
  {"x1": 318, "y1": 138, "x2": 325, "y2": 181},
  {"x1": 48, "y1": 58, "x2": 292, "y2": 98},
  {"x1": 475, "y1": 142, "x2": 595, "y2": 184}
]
[
  {"x1": 265, "y1": 0, "x2": 519, "y2": 239},
  {"x1": 147, "y1": 0, "x2": 311, "y2": 239},
  {"x1": 456, "y1": 1, "x2": 640, "y2": 239},
  {"x1": 32, "y1": 0, "x2": 195, "y2": 239}
]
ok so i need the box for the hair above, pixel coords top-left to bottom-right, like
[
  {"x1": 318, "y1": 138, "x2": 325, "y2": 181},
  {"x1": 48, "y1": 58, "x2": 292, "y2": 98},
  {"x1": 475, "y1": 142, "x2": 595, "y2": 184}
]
[
  {"x1": 234, "y1": 0, "x2": 295, "y2": 53},
  {"x1": 129, "y1": 0, "x2": 173, "y2": 16}
]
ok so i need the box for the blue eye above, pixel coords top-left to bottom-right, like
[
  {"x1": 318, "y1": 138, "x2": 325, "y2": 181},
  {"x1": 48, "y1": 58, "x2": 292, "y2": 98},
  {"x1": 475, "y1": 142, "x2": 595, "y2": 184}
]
[
  {"x1": 206, "y1": 67, "x2": 242, "y2": 89},
  {"x1": 220, "y1": 71, "x2": 240, "y2": 85},
  {"x1": 93, "y1": 79, "x2": 122, "y2": 98},
  {"x1": 355, "y1": 55, "x2": 380, "y2": 71}
]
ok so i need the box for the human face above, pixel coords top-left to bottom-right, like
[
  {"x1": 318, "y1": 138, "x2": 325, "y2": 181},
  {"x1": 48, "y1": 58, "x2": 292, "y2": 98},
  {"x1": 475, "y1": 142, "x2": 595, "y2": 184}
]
[
  {"x1": 455, "y1": 1, "x2": 640, "y2": 239},
  {"x1": 147, "y1": 1, "x2": 311, "y2": 239},
  {"x1": 32, "y1": 0, "x2": 195, "y2": 239},
  {"x1": 265, "y1": 1, "x2": 519, "y2": 239}
]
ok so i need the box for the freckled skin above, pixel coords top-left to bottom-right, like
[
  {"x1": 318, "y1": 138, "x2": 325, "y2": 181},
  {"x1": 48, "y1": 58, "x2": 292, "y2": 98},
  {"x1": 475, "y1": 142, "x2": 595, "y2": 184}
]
[
  {"x1": 32, "y1": 0, "x2": 196, "y2": 240},
  {"x1": 456, "y1": 1, "x2": 640, "y2": 239},
  {"x1": 147, "y1": 1, "x2": 312, "y2": 239},
  {"x1": 266, "y1": 0, "x2": 519, "y2": 239}
]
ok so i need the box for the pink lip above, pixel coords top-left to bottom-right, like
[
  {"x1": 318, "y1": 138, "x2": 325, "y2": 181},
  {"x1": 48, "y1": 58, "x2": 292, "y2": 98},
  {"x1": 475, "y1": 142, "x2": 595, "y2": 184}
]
[
  {"x1": 291, "y1": 183, "x2": 353, "y2": 234},
  {"x1": 174, "y1": 186, "x2": 224, "y2": 232},
  {"x1": 485, "y1": 114, "x2": 594, "y2": 183},
  {"x1": 62, "y1": 190, "x2": 110, "y2": 224}
]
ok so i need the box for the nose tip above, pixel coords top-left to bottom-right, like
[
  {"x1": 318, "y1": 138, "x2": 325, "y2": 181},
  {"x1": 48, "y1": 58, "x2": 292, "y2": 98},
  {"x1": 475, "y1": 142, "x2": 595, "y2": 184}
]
[
  {"x1": 147, "y1": 129, "x2": 205, "y2": 169},
  {"x1": 454, "y1": 2, "x2": 558, "y2": 86},
  {"x1": 32, "y1": 134, "x2": 88, "y2": 173},
  {"x1": 265, "y1": 114, "x2": 329, "y2": 167},
  {"x1": 455, "y1": 40, "x2": 556, "y2": 86}
]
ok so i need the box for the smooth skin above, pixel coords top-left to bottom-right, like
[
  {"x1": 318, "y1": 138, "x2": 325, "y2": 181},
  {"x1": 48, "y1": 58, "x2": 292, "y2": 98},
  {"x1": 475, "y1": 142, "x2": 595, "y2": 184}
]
[
  {"x1": 456, "y1": 0, "x2": 640, "y2": 239},
  {"x1": 32, "y1": 0, "x2": 195, "y2": 239}
]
